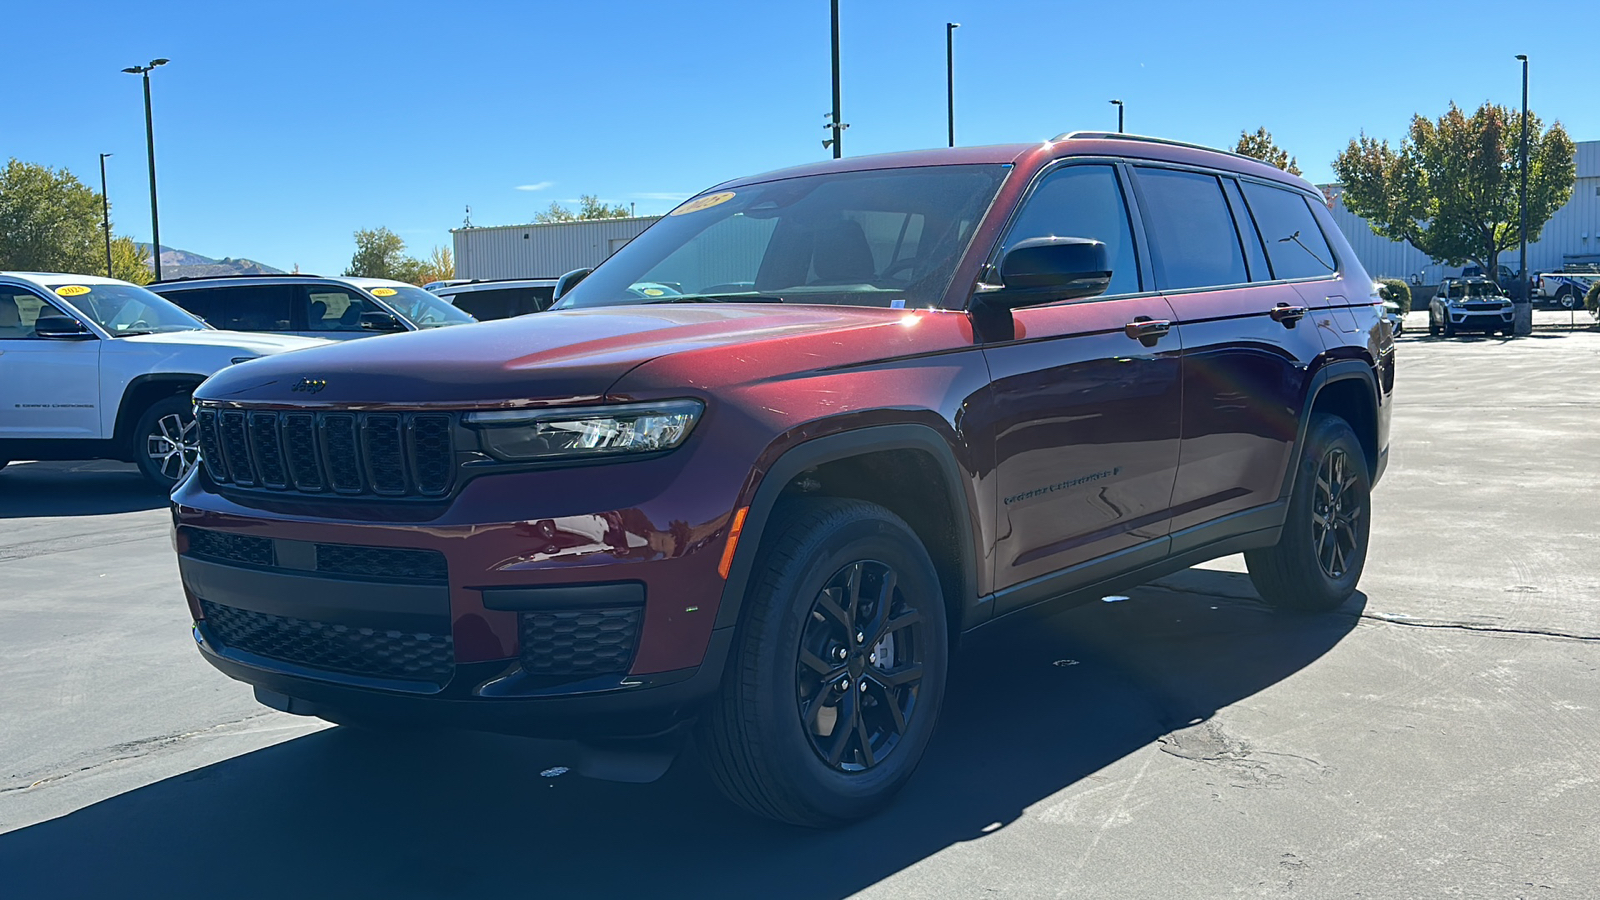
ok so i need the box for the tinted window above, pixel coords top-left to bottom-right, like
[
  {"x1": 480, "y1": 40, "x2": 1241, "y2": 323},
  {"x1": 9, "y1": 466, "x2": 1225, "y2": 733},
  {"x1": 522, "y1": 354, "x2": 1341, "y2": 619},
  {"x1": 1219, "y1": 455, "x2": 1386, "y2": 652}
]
[
  {"x1": 1239, "y1": 182, "x2": 1336, "y2": 280},
  {"x1": 1001, "y1": 164, "x2": 1140, "y2": 296},
  {"x1": 1134, "y1": 168, "x2": 1248, "y2": 291},
  {"x1": 173, "y1": 284, "x2": 294, "y2": 331},
  {"x1": 1222, "y1": 179, "x2": 1272, "y2": 282},
  {"x1": 0, "y1": 291, "x2": 75, "y2": 339},
  {"x1": 444, "y1": 286, "x2": 555, "y2": 320},
  {"x1": 303, "y1": 286, "x2": 372, "y2": 332}
]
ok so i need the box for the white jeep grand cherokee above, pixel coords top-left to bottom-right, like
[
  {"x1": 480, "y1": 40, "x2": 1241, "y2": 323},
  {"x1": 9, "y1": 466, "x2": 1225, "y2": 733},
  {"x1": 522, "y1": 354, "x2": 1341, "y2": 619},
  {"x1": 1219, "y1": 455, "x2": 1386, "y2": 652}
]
[{"x1": 0, "y1": 273, "x2": 331, "y2": 488}]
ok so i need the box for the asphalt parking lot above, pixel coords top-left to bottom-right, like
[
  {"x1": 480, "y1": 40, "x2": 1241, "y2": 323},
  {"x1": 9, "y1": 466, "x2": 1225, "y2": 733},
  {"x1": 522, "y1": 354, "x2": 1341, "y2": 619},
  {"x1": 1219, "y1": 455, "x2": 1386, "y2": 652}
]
[{"x1": 2, "y1": 311, "x2": 1597, "y2": 899}]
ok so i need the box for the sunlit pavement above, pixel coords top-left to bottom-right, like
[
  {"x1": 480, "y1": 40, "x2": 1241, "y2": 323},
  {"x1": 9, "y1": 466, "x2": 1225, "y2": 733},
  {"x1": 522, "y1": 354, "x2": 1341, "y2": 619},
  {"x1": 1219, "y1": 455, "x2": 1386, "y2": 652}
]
[{"x1": 3, "y1": 317, "x2": 1597, "y2": 898}]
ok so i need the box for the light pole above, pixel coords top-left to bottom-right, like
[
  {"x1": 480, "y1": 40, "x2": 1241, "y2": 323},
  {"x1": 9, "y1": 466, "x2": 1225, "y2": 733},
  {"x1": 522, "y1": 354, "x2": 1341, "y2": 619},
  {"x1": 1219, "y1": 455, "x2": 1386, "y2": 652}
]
[
  {"x1": 1109, "y1": 99, "x2": 1124, "y2": 133},
  {"x1": 121, "y1": 58, "x2": 168, "y2": 282},
  {"x1": 828, "y1": 0, "x2": 843, "y2": 158},
  {"x1": 1515, "y1": 54, "x2": 1531, "y2": 334},
  {"x1": 946, "y1": 23, "x2": 960, "y2": 147},
  {"x1": 98, "y1": 153, "x2": 114, "y2": 278}
]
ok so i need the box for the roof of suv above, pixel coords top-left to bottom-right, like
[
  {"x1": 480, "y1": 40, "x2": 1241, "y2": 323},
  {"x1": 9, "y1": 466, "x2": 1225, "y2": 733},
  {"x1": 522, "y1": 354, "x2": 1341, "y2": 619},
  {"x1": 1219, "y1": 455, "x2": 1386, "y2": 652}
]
[
  {"x1": 710, "y1": 133, "x2": 1318, "y2": 196},
  {"x1": 2, "y1": 272, "x2": 131, "y2": 288}
]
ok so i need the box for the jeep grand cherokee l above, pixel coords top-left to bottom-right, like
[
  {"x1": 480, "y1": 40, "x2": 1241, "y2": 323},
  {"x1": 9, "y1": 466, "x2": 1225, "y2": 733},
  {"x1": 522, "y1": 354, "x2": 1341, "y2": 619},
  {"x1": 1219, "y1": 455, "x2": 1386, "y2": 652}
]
[{"x1": 171, "y1": 133, "x2": 1392, "y2": 826}]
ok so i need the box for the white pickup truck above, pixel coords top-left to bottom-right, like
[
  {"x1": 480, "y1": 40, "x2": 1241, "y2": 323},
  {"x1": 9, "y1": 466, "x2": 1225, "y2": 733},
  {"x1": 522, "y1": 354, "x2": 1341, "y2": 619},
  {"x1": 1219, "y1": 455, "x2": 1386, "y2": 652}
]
[
  {"x1": 0, "y1": 273, "x2": 330, "y2": 487},
  {"x1": 1532, "y1": 270, "x2": 1598, "y2": 309}
]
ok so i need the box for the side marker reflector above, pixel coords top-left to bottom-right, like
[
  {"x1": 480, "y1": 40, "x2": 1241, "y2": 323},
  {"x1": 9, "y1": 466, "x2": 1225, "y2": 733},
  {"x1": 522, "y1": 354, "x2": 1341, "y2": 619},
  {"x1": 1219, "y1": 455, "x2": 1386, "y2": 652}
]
[{"x1": 717, "y1": 507, "x2": 749, "y2": 580}]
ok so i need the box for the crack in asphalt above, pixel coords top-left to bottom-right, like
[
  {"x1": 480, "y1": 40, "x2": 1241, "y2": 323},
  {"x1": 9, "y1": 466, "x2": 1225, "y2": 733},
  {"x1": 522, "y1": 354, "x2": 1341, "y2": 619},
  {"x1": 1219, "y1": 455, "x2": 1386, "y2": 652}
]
[
  {"x1": 0, "y1": 529, "x2": 165, "y2": 563},
  {"x1": 1355, "y1": 613, "x2": 1600, "y2": 643},
  {"x1": 1, "y1": 712, "x2": 293, "y2": 795}
]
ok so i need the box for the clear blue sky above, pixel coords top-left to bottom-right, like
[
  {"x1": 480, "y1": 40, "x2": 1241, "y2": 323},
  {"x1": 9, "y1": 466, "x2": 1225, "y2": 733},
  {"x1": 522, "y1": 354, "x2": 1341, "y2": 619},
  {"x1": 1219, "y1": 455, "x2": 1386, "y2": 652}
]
[{"x1": 7, "y1": 0, "x2": 1594, "y2": 276}]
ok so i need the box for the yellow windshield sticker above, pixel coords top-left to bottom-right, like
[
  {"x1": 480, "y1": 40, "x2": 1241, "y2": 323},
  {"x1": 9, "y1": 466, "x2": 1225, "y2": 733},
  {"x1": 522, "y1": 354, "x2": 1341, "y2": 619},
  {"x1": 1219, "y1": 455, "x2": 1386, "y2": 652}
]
[
  {"x1": 54, "y1": 285, "x2": 91, "y2": 297},
  {"x1": 669, "y1": 191, "x2": 736, "y2": 216},
  {"x1": 642, "y1": 288, "x2": 665, "y2": 296},
  {"x1": 370, "y1": 287, "x2": 398, "y2": 297}
]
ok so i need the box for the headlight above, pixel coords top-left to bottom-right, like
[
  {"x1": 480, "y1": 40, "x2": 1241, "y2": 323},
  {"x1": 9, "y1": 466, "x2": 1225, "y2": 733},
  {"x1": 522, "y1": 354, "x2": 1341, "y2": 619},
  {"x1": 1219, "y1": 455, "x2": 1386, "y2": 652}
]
[{"x1": 464, "y1": 400, "x2": 703, "y2": 462}]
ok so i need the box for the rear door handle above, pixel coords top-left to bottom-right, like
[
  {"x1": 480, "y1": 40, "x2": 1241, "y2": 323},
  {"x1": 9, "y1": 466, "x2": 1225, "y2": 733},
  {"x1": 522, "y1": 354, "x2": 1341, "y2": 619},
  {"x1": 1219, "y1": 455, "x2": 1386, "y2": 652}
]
[
  {"x1": 1269, "y1": 303, "x2": 1308, "y2": 327},
  {"x1": 1124, "y1": 317, "x2": 1171, "y2": 347}
]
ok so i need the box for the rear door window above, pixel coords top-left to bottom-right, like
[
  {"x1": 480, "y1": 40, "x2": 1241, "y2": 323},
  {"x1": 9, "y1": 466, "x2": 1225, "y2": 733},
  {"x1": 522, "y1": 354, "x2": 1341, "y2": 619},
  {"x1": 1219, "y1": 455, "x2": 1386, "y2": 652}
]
[
  {"x1": 302, "y1": 286, "x2": 374, "y2": 332},
  {"x1": 1239, "y1": 182, "x2": 1337, "y2": 280},
  {"x1": 1222, "y1": 179, "x2": 1273, "y2": 282},
  {"x1": 188, "y1": 285, "x2": 295, "y2": 331},
  {"x1": 999, "y1": 164, "x2": 1141, "y2": 296},
  {"x1": 1133, "y1": 167, "x2": 1248, "y2": 291}
]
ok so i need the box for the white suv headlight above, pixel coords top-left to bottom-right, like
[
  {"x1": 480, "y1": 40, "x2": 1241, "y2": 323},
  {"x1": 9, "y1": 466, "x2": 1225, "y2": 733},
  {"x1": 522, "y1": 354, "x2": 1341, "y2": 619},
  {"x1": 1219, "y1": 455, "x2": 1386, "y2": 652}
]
[{"x1": 465, "y1": 400, "x2": 703, "y2": 461}]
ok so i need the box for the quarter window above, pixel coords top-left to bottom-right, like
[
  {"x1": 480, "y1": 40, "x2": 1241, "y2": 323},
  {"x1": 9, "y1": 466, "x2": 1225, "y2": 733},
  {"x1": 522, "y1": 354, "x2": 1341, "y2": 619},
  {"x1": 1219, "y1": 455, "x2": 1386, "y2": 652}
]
[
  {"x1": 1222, "y1": 179, "x2": 1272, "y2": 281},
  {"x1": 1239, "y1": 182, "x2": 1336, "y2": 280},
  {"x1": 1001, "y1": 164, "x2": 1141, "y2": 297},
  {"x1": 1134, "y1": 168, "x2": 1248, "y2": 291}
]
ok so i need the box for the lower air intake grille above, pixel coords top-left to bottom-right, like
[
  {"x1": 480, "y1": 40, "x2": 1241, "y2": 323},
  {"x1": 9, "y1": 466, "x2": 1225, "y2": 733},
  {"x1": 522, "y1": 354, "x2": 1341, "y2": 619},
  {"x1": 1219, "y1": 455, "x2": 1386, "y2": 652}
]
[
  {"x1": 200, "y1": 600, "x2": 453, "y2": 686},
  {"x1": 519, "y1": 607, "x2": 642, "y2": 676},
  {"x1": 315, "y1": 544, "x2": 448, "y2": 584},
  {"x1": 187, "y1": 529, "x2": 275, "y2": 567}
]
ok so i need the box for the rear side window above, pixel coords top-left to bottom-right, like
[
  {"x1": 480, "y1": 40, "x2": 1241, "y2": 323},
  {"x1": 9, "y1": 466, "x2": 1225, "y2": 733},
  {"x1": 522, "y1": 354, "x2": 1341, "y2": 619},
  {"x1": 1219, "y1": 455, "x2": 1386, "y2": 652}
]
[
  {"x1": 176, "y1": 285, "x2": 294, "y2": 331},
  {"x1": 1239, "y1": 182, "x2": 1336, "y2": 280},
  {"x1": 1134, "y1": 168, "x2": 1248, "y2": 291},
  {"x1": 1000, "y1": 164, "x2": 1141, "y2": 296},
  {"x1": 446, "y1": 286, "x2": 555, "y2": 319}
]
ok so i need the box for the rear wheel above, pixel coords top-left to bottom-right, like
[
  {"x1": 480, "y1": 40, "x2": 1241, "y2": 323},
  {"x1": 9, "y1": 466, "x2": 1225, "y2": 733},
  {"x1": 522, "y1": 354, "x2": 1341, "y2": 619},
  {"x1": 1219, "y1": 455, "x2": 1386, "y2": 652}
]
[
  {"x1": 1443, "y1": 321, "x2": 1456, "y2": 338},
  {"x1": 1245, "y1": 413, "x2": 1371, "y2": 613},
  {"x1": 698, "y1": 497, "x2": 949, "y2": 827},
  {"x1": 1557, "y1": 288, "x2": 1576, "y2": 310},
  {"x1": 133, "y1": 394, "x2": 199, "y2": 489}
]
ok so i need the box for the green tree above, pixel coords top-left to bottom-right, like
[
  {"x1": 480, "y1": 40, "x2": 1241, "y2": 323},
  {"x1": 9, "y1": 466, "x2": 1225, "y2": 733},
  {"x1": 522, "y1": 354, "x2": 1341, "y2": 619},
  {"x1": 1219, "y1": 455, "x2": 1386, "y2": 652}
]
[
  {"x1": 343, "y1": 226, "x2": 413, "y2": 279},
  {"x1": 0, "y1": 159, "x2": 103, "y2": 273},
  {"x1": 414, "y1": 245, "x2": 454, "y2": 285},
  {"x1": 1585, "y1": 280, "x2": 1599, "y2": 318},
  {"x1": 532, "y1": 194, "x2": 632, "y2": 224},
  {"x1": 110, "y1": 236, "x2": 153, "y2": 285},
  {"x1": 1235, "y1": 127, "x2": 1302, "y2": 176},
  {"x1": 1376, "y1": 277, "x2": 1412, "y2": 314},
  {"x1": 1332, "y1": 102, "x2": 1576, "y2": 278}
]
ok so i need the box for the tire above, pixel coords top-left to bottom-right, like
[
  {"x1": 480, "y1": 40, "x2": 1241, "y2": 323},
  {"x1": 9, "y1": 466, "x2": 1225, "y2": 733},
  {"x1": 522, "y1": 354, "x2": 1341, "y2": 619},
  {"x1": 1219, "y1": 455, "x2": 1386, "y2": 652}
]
[
  {"x1": 1428, "y1": 315, "x2": 1441, "y2": 337},
  {"x1": 1443, "y1": 322, "x2": 1456, "y2": 338},
  {"x1": 1245, "y1": 413, "x2": 1371, "y2": 613},
  {"x1": 133, "y1": 394, "x2": 199, "y2": 489},
  {"x1": 698, "y1": 497, "x2": 949, "y2": 827},
  {"x1": 1557, "y1": 289, "x2": 1576, "y2": 310}
]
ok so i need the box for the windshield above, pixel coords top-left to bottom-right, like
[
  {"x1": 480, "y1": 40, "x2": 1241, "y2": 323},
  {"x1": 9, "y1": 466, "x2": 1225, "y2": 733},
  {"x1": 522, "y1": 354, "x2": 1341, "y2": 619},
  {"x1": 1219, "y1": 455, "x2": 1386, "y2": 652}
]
[
  {"x1": 557, "y1": 165, "x2": 1009, "y2": 310},
  {"x1": 367, "y1": 284, "x2": 477, "y2": 328},
  {"x1": 43, "y1": 282, "x2": 208, "y2": 335},
  {"x1": 1447, "y1": 282, "x2": 1503, "y2": 299}
]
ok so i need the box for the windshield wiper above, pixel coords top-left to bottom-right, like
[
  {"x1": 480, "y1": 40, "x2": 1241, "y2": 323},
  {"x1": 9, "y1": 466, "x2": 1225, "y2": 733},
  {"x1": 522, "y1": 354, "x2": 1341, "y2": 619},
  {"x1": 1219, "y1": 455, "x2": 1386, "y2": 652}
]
[{"x1": 645, "y1": 293, "x2": 786, "y2": 304}]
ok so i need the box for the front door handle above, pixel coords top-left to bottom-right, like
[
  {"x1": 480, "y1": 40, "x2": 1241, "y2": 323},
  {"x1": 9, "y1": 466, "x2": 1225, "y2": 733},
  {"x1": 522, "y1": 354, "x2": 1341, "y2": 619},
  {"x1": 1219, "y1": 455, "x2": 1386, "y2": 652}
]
[
  {"x1": 1124, "y1": 317, "x2": 1171, "y2": 347},
  {"x1": 1269, "y1": 303, "x2": 1308, "y2": 327}
]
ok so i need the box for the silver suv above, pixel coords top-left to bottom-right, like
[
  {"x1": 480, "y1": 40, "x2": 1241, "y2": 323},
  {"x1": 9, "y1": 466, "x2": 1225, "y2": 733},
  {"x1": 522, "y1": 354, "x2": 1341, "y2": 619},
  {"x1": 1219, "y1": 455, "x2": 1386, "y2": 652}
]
[{"x1": 1428, "y1": 277, "x2": 1514, "y2": 337}]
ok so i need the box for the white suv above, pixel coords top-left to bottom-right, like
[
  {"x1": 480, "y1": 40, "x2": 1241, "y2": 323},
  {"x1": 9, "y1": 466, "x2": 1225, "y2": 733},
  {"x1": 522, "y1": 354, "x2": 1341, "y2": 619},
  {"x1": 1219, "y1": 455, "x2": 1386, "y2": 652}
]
[{"x1": 0, "y1": 273, "x2": 330, "y2": 487}]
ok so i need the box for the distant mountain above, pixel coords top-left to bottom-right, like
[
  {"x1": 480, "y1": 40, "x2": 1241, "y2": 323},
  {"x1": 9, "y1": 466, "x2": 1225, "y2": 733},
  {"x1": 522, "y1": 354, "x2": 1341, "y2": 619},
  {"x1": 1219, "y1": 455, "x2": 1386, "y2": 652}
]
[{"x1": 136, "y1": 243, "x2": 286, "y2": 279}]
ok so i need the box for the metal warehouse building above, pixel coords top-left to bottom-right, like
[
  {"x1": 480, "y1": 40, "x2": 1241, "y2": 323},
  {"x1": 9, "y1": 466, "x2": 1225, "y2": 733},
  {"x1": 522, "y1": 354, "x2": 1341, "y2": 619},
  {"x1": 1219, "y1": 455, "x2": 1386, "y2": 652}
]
[
  {"x1": 1325, "y1": 139, "x2": 1599, "y2": 283},
  {"x1": 452, "y1": 216, "x2": 659, "y2": 280}
]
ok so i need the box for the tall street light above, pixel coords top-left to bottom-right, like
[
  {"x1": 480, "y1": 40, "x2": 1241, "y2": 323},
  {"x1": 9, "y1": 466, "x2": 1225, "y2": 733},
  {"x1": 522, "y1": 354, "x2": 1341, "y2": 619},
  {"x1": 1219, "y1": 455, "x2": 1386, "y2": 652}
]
[
  {"x1": 1515, "y1": 54, "x2": 1530, "y2": 333},
  {"x1": 946, "y1": 23, "x2": 960, "y2": 147},
  {"x1": 828, "y1": 0, "x2": 843, "y2": 159},
  {"x1": 98, "y1": 153, "x2": 114, "y2": 278},
  {"x1": 122, "y1": 58, "x2": 169, "y2": 282},
  {"x1": 1109, "y1": 99, "x2": 1124, "y2": 134}
]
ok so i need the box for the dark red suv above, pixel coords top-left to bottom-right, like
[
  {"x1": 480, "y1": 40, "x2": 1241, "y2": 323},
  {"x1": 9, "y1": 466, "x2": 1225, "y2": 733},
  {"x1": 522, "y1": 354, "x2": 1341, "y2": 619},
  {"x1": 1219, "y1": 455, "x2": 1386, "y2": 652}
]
[{"x1": 172, "y1": 133, "x2": 1393, "y2": 826}]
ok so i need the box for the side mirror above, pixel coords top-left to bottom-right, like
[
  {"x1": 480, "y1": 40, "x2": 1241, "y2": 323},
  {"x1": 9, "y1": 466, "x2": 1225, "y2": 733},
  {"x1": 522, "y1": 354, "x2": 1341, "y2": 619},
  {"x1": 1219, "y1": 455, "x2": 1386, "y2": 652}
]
[
  {"x1": 552, "y1": 267, "x2": 593, "y2": 303},
  {"x1": 359, "y1": 310, "x2": 406, "y2": 332},
  {"x1": 34, "y1": 315, "x2": 96, "y2": 340},
  {"x1": 983, "y1": 237, "x2": 1112, "y2": 310}
]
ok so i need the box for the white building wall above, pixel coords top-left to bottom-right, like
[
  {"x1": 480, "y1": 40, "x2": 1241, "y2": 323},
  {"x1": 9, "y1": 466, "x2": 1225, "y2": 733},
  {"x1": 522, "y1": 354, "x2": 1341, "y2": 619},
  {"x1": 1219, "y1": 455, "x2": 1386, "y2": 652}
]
[
  {"x1": 1322, "y1": 139, "x2": 1600, "y2": 282},
  {"x1": 452, "y1": 217, "x2": 659, "y2": 280}
]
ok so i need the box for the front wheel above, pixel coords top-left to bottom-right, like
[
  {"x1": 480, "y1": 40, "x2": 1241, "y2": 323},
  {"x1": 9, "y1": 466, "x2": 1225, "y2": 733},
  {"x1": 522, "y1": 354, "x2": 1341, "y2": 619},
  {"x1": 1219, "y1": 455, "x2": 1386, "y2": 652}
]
[
  {"x1": 1557, "y1": 289, "x2": 1576, "y2": 310},
  {"x1": 698, "y1": 497, "x2": 949, "y2": 827},
  {"x1": 1245, "y1": 413, "x2": 1371, "y2": 613},
  {"x1": 133, "y1": 394, "x2": 199, "y2": 489}
]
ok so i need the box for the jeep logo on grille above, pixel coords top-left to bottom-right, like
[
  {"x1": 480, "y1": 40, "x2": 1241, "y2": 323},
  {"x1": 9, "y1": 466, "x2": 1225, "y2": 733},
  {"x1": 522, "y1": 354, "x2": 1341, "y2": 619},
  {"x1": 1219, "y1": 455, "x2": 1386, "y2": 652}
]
[{"x1": 291, "y1": 377, "x2": 328, "y2": 394}]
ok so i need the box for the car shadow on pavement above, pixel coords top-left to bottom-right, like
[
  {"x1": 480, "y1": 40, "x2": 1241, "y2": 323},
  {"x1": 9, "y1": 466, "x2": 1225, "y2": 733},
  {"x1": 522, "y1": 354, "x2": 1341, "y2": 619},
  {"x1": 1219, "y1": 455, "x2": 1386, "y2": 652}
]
[
  {"x1": 0, "y1": 461, "x2": 166, "y2": 518},
  {"x1": 0, "y1": 569, "x2": 1364, "y2": 900}
]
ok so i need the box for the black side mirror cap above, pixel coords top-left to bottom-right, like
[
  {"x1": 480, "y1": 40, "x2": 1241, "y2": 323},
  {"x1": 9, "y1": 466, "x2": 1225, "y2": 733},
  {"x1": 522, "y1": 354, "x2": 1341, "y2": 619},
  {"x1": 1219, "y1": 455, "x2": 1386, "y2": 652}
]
[
  {"x1": 984, "y1": 237, "x2": 1112, "y2": 310},
  {"x1": 359, "y1": 310, "x2": 406, "y2": 332},
  {"x1": 552, "y1": 267, "x2": 593, "y2": 303},
  {"x1": 33, "y1": 315, "x2": 96, "y2": 339}
]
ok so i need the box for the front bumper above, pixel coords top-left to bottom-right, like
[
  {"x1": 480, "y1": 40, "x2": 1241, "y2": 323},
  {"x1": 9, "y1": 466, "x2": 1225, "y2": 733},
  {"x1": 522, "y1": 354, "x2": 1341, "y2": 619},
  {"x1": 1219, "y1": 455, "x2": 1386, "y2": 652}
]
[{"x1": 1444, "y1": 307, "x2": 1513, "y2": 329}]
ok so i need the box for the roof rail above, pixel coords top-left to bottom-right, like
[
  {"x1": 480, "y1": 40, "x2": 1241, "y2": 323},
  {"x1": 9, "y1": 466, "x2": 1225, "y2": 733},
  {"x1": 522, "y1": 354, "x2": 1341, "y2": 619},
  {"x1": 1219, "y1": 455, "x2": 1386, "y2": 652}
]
[
  {"x1": 1051, "y1": 131, "x2": 1262, "y2": 164},
  {"x1": 150, "y1": 272, "x2": 319, "y2": 284}
]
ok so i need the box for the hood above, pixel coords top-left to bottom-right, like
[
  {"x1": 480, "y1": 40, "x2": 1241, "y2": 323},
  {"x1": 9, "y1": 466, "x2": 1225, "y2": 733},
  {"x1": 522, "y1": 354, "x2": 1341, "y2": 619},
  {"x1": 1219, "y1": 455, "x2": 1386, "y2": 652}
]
[
  {"x1": 194, "y1": 304, "x2": 961, "y2": 407},
  {"x1": 121, "y1": 329, "x2": 333, "y2": 355}
]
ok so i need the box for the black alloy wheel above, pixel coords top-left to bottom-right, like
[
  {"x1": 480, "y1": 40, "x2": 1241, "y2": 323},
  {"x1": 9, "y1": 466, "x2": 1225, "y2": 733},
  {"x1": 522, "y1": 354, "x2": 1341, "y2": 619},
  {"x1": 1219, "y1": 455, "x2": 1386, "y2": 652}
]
[
  {"x1": 1310, "y1": 447, "x2": 1361, "y2": 580},
  {"x1": 796, "y1": 560, "x2": 926, "y2": 772}
]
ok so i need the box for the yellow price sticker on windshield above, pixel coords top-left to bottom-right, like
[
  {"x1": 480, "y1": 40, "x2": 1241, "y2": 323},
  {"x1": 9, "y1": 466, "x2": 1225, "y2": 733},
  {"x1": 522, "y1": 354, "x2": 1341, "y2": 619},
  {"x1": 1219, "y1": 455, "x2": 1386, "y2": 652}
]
[
  {"x1": 642, "y1": 288, "x2": 665, "y2": 296},
  {"x1": 370, "y1": 287, "x2": 398, "y2": 297},
  {"x1": 54, "y1": 285, "x2": 91, "y2": 297},
  {"x1": 669, "y1": 191, "x2": 736, "y2": 216}
]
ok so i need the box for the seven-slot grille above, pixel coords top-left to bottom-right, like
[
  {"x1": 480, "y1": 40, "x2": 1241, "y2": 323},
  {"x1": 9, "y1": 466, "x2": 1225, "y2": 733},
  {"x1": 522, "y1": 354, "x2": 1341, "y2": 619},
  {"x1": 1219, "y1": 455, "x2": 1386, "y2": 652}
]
[{"x1": 196, "y1": 408, "x2": 454, "y2": 498}]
